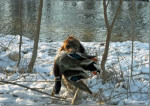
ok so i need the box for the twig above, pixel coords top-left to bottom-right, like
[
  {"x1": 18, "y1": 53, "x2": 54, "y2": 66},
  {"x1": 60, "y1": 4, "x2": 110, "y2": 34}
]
[
  {"x1": 7, "y1": 36, "x2": 17, "y2": 48},
  {"x1": 114, "y1": 48, "x2": 124, "y2": 78},
  {"x1": 10, "y1": 80, "x2": 56, "y2": 82},
  {"x1": 125, "y1": 72, "x2": 149, "y2": 77},
  {"x1": 107, "y1": 91, "x2": 147, "y2": 102},
  {"x1": 37, "y1": 72, "x2": 48, "y2": 80},
  {"x1": 71, "y1": 88, "x2": 79, "y2": 105},
  {"x1": 106, "y1": 0, "x2": 111, "y2": 8},
  {"x1": 134, "y1": 62, "x2": 149, "y2": 68}
]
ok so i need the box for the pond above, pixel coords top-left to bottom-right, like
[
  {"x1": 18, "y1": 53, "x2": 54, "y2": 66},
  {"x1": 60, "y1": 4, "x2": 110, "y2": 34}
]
[{"x1": 0, "y1": 0, "x2": 149, "y2": 42}]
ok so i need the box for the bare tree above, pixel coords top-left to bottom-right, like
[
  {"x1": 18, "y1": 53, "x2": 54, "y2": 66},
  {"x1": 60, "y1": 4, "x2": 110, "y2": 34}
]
[
  {"x1": 27, "y1": 0, "x2": 43, "y2": 73},
  {"x1": 17, "y1": 0, "x2": 23, "y2": 67},
  {"x1": 101, "y1": 0, "x2": 123, "y2": 78},
  {"x1": 130, "y1": 0, "x2": 136, "y2": 79},
  {"x1": 127, "y1": 0, "x2": 136, "y2": 98}
]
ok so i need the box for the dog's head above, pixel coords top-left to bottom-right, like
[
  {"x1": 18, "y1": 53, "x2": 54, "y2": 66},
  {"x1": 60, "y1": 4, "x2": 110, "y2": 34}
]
[{"x1": 60, "y1": 35, "x2": 85, "y2": 53}]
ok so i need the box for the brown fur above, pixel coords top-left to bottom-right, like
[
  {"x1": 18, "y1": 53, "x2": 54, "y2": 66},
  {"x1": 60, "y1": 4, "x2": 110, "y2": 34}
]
[{"x1": 60, "y1": 35, "x2": 85, "y2": 53}]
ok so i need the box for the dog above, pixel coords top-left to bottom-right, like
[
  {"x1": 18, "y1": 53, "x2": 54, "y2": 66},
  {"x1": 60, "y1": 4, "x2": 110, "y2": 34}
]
[{"x1": 52, "y1": 35, "x2": 100, "y2": 95}]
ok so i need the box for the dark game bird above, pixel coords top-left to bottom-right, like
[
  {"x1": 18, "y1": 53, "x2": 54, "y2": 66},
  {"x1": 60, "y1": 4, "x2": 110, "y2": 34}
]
[{"x1": 52, "y1": 35, "x2": 100, "y2": 95}]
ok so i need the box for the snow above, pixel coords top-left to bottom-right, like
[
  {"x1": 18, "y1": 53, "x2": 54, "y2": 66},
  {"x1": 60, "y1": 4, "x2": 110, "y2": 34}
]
[{"x1": 0, "y1": 34, "x2": 149, "y2": 105}]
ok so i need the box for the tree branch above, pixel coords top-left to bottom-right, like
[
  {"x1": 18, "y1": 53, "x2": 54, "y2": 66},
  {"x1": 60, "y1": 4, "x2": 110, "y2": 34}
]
[
  {"x1": 110, "y1": 0, "x2": 123, "y2": 29},
  {"x1": 103, "y1": 0, "x2": 110, "y2": 29},
  {"x1": 106, "y1": 0, "x2": 111, "y2": 8},
  {"x1": 0, "y1": 80, "x2": 70, "y2": 102}
]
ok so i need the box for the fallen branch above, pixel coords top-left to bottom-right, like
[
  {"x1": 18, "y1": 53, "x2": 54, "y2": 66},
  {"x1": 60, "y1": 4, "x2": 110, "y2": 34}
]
[
  {"x1": 0, "y1": 80, "x2": 70, "y2": 102},
  {"x1": 10, "y1": 80, "x2": 56, "y2": 82}
]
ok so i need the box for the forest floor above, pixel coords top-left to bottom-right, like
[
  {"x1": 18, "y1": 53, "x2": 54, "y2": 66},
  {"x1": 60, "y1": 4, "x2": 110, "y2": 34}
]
[{"x1": 0, "y1": 34, "x2": 149, "y2": 105}]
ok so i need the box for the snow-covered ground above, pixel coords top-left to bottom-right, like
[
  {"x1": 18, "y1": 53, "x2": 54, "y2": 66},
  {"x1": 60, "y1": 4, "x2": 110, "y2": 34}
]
[{"x1": 0, "y1": 34, "x2": 149, "y2": 105}]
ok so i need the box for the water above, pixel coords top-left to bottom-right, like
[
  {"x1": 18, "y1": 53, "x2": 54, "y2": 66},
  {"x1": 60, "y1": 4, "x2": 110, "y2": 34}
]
[{"x1": 0, "y1": 0, "x2": 149, "y2": 42}]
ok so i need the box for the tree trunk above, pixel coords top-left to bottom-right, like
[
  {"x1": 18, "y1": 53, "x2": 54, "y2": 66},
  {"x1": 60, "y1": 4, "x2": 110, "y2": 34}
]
[
  {"x1": 101, "y1": 29, "x2": 112, "y2": 71},
  {"x1": 130, "y1": 0, "x2": 136, "y2": 79},
  {"x1": 101, "y1": 0, "x2": 122, "y2": 72},
  {"x1": 17, "y1": 0, "x2": 23, "y2": 67},
  {"x1": 27, "y1": 0, "x2": 43, "y2": 73}
]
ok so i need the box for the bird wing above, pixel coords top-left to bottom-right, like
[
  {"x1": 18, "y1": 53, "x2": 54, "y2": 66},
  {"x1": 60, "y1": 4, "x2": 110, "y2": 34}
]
[{"x1": 67, "y1": 53, "x2": 86, "y2": 61}]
